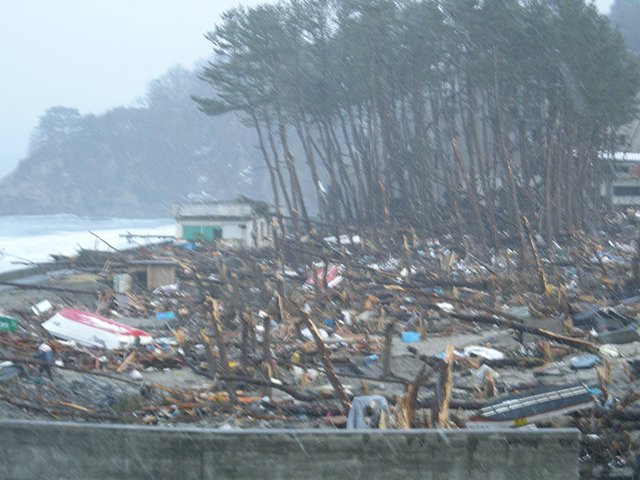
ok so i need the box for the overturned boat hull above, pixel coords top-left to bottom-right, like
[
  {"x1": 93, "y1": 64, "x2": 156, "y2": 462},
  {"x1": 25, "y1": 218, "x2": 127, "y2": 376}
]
[{"x1": 42, "y1": 308, "x2": 152, "y2": 350}]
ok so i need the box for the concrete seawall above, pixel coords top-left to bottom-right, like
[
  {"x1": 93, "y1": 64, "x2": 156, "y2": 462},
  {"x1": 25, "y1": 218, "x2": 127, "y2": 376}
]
[
  {"x1": 0, "y1": 264, "x2": 57, "y2": 282},
  {"x1": 0, "y1": 261, "x2": 71, "y2": 285},
  {"x1": 0, "y1": 421, "x2": 580, "y2": 479}
]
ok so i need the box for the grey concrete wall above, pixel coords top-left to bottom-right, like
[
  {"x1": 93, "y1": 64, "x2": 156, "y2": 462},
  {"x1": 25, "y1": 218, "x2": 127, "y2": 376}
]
[
  {"x1": 0, "y1": 263, "x2": 64, "y2": 282},
  {"x1": 0, "y1": 421, "x2": 580, "y2": 480}
]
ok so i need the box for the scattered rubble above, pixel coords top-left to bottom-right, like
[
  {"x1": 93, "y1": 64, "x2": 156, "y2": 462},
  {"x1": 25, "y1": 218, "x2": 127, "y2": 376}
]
[{"x1": 5, "y1": 211, "x2": 640, "y2": 477}]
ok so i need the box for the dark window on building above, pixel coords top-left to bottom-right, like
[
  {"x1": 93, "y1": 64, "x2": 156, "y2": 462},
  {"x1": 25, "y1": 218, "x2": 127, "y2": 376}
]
[{"x1": 613, "y1": 186, "x2": 640, "y2": 196}]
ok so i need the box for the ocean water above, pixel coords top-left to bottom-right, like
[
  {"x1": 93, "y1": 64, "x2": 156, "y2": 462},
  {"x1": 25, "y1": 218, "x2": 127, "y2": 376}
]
[{"x1": 0, "y1": 215, "x2": 175, "y2": 273}]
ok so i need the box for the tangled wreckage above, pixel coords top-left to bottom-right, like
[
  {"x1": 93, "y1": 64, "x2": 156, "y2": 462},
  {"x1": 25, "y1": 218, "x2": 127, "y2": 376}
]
[{"x1": 4, "y1": 210, "x2": 640, "y2": 477}]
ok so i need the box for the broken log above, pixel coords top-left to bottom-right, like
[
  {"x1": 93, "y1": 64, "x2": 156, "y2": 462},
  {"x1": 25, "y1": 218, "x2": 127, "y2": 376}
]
[
  {"x1": 206, "y1": 297, "x2": 238, "y2": 404},
  {"x1": 453, "y1": 313, "x2": 597, "y2": 352},
  {"x1": 298, "y1": 309, "x2": 351, "y2": 412},
  {"x1": 433, "y1": 344, "x2": 454, "y2": 428},
  {"x1": 523, "y1": 216, "x2": 548, "y2": 295},
  {"x1": 382, "y1": 322, "x2": 394, "y2": 377},
  {"x1": 406, "y1": 362, "x2": 435, "y2": 424}
]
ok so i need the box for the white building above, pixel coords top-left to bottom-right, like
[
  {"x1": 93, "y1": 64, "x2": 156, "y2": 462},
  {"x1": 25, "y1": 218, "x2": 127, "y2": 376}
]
[
  {"x1": 602, "y1": 152, "x2": 640, "y2": 206},
  {"x1": 170, "y1": 199, "x2": 278, "y2": 249}
]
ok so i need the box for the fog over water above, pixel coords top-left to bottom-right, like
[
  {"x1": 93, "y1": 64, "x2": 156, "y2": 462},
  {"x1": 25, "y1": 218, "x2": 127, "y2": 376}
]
[{"x1": 0, "y1": 215, "x2": 174, "y2": 273}]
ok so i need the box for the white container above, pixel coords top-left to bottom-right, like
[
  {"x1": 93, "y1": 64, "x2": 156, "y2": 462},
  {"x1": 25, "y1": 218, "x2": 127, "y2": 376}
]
[
  {"x1": 31, "y1": 299, "x2": 53, "y2": 316},
  {"x1": 113, "y1": 274, "x2": 133, "y2": 293}
]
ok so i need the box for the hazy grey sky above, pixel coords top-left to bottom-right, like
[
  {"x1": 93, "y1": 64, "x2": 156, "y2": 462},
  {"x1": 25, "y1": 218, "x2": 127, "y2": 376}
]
[
  {"x1": 0, "y1": 0, "x2": 615, "y2": 179},
  {"x1": 0, "y1": 0, "x2": 263, "y2": 178}
]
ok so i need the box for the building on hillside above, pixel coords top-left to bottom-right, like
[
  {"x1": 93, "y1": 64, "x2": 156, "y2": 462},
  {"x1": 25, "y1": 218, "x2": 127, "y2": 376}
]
[
  {"x1": 602, "y1": 152, "x2": 640, "y2": 206},
  {"x1": 170, "y1": 199, "x2": 278, "y2": 249}
]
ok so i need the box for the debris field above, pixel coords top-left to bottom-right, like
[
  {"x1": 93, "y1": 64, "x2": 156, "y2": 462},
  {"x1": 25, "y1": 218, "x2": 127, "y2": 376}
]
[{"x1": 3, "y1": 211, "x2": 640, "y2": 478}]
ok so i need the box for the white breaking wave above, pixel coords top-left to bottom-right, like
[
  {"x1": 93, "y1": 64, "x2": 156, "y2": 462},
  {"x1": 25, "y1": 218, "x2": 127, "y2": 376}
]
[{"x1": 0, "y1": 214, "x2": 174, "y2": 273}]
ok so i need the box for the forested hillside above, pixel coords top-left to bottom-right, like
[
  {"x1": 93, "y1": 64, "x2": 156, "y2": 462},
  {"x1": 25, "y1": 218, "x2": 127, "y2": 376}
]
[{"x1": 0, "y1": 65, "x2": 268, "y2": 217}]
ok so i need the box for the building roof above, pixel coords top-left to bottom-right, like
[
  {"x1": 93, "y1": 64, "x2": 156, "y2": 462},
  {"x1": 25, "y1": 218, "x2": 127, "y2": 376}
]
[{"x1": 171, "y1": 200, "x2": 274, "y2": 220}]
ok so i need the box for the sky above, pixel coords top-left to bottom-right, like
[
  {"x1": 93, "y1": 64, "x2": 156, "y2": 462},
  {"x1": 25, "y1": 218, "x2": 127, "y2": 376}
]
[
  {"x1": 0, "y1": 0, "x2": 263, "y2": 178},
  {"x1": 0, "y1": 0, "x2": 616, "y2": 179}
]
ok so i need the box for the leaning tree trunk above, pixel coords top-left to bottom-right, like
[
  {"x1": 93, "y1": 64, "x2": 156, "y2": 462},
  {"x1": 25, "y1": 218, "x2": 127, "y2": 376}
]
[{"x1": 492, "y1": 43, "x2": 528, "y2": 264}]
